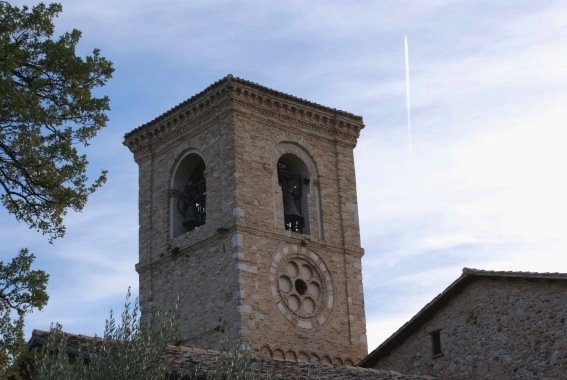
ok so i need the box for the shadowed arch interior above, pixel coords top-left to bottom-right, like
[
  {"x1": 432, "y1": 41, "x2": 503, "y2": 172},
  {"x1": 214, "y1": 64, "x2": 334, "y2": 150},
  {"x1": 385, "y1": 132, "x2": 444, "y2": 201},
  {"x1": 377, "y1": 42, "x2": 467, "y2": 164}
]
[
  {"x1": 278, "y1": 153, "x2": 310, "y2": 235},
  {"x1": 171, "y1": 153, "x2": 206, "y2": 238}
]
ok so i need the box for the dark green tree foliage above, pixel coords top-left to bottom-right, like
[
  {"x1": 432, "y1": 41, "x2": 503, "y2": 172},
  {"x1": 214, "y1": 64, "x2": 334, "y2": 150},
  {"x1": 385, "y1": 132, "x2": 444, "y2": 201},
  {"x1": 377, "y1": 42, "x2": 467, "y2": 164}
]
[
  {"x1": 0, "y1": 1, "x2": 113, "y2": 373},
  {"x1": 0, "y1": 2, "x2": 113, "y2": 241},
  {"x1": 0, "y1": 249, "x2": 48, "y2": 371}
]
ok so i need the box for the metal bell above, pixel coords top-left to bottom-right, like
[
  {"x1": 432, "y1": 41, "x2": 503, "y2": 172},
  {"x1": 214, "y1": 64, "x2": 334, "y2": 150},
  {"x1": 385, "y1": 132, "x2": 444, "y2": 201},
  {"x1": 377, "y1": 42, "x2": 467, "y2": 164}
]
[
  {"x1": 283, "y1": 192, "x2": 301, "y2": 218},
  {"x1": 183, "y1": 204, "x2": 200, "y2": 228}
]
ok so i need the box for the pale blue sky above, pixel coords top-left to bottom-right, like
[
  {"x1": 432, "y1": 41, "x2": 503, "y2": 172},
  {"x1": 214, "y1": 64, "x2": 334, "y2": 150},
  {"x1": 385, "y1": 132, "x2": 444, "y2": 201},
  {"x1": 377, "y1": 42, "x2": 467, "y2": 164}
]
[{"x1": 3, "y1": 0, "x2": 567, "y2": 351}]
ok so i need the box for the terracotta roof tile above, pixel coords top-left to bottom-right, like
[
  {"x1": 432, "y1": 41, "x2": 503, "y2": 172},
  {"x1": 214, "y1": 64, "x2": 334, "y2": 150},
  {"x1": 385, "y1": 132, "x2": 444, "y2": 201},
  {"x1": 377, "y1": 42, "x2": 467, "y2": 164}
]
[{"x1": 166, "y1": 345, "x2": 436, "y2": 379}]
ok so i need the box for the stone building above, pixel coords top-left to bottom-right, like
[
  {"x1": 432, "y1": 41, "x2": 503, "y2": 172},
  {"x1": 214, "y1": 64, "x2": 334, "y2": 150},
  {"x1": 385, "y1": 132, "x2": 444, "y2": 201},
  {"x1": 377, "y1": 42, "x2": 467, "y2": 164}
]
[
  {"x1": 123, "y1": 75, "x2": 368, "y2": 364},
  {"x1": 359, "y1": 268, "x2": 567, "y2": 379}
]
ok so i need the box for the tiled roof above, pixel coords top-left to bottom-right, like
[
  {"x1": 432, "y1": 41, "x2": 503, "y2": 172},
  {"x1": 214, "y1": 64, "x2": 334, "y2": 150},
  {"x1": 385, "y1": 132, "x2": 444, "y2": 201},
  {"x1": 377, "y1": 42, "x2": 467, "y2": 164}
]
[
  {"x1": 28, "y1": 330, "x2": 434, "y2": 379},
  {"x1": 124, "y1": 74, "x2": 363, "y2": 140},
  {"x1": 28, "y1": 329, "x2": 102, "y2": 357},
  {"x1": 166, "y1": 345, "x2": 436, "y2": 379},
  {"x1": 461, "y1": 267, "x2": 567, "y2": 280},
  {"x1": 359, "y1": 268, "x2": 567, "y2": 368}
]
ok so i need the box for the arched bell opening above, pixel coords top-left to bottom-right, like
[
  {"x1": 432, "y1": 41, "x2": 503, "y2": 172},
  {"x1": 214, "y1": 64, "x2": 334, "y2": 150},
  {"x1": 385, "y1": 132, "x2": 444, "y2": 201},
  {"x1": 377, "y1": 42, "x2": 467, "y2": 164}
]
[
  {"x1": 277, "y1": 154, "x2": 310, "y2": 235},
  {"x1": 171, "y1": 153, "x2": 206, "y2": 238}
]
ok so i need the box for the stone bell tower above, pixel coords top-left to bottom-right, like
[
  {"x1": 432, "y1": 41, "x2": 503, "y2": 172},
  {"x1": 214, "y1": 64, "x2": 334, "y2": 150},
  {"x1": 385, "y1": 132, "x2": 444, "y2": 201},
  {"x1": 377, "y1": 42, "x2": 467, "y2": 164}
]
[{"x1": 123, "y1": 75, "x2": 367, "y2": 364}]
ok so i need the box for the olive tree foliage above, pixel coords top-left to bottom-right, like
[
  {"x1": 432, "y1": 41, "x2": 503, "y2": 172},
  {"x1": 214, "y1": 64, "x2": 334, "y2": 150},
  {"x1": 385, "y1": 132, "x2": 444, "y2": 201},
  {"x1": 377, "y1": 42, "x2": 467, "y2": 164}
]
[
  {"x1": 0, "y1": 1, "x2": 113, "y2": 241},
  {"x1": 33, "y1": 291, "x2": 274, "y2": 380},
  {"x1": 0, "y1": 1, "x2": 113, "y2": 372},
  {"x1": 34, "y1": 289, "x2": 181, "y2": 380}
]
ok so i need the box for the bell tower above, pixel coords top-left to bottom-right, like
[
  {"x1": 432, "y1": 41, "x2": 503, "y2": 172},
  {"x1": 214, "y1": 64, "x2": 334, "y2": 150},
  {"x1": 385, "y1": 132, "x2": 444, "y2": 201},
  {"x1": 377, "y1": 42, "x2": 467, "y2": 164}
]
[{"x1": 124, "y1": 75, "x2": 367, "y2": 364}]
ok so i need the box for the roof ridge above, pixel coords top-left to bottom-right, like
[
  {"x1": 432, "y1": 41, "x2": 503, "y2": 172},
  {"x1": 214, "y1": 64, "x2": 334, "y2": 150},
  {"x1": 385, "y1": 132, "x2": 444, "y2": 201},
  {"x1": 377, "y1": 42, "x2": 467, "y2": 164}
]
[
  {"x1": 463, "y1": 267, "x2": 567, "y2": 276},
  {"x1": 124, "y1": 74, "x2": 363, "y2": 140}
]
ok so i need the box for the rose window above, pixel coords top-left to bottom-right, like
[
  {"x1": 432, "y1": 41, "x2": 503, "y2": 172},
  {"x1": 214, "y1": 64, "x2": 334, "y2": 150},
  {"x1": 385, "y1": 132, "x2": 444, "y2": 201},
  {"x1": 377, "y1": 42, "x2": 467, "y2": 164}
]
[
  {"x1": 278, "y1": 258, "x2": 322, "y2": 317},
  {"x1": 270, "y1": 246, "x2": 334, "y2": 329}
]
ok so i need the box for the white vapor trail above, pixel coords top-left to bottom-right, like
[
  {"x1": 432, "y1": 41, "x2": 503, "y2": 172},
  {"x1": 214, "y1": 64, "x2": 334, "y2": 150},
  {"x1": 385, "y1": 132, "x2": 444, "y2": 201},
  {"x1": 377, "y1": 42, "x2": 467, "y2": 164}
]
[{"x1": 405, "y1": 35, "x2": 413, "y2": 161}]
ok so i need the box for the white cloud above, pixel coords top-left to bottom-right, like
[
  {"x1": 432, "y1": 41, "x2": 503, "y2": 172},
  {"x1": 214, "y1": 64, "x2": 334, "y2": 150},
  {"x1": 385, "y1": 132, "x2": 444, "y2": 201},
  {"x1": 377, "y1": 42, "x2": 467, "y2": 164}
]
[{"x1": 5, "y1": 0, "x2": 567, "y2": 357}]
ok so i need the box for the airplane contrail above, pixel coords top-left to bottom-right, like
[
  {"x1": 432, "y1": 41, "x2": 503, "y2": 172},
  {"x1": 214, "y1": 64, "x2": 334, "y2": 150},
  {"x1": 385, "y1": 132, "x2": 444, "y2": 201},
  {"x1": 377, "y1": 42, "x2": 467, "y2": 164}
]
[{"x1": 405, "y1": 35, "x2": 413, "y2": 161}]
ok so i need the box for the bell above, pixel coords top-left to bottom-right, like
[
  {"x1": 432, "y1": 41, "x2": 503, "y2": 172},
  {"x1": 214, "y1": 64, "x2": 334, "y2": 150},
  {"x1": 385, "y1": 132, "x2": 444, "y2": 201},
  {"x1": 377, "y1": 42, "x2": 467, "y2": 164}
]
[
  {"x1": 283, "y1": 192, "x2": 301, "y2": 218},
  {"x1": 183, "y1": 204, "x2": 200, "y2": 228},
  {"x1": 283, "y1": 193, "x2": 304, "y2": 233},
  {"x1": 279, "y1": 172, "x2": 304, "y2": 233}
]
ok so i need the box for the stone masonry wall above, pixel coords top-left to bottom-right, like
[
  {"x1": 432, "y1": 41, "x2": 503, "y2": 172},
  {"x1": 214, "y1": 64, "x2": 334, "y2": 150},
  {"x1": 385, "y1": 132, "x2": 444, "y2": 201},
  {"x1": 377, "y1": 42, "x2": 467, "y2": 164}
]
[
  {"x1": 372, "y1": 278, "x2": 567, "y2": 379},
  {"x1": 228, "y1": 88, "x2": 367, "y2": 363},
  {"x1": 130, "y1": 88, "x2": 244, "y2": 349},
  {"x1": 125, "y1": 77, "x2": 368, "y2": 364}
]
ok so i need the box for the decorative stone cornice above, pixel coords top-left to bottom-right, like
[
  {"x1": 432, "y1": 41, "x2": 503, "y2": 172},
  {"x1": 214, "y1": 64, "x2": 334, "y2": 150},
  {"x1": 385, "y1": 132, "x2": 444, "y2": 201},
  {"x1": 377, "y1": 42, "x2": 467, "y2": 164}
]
[
  {"x1": 123, "y1": 83, "x2": 232, "y2": 157},
  {"x1": 230, "y1": 81, "x2": 364, "y2": 144},
  {"x1": 123, "y1": 75, "x2": 365, "y2": 155}
]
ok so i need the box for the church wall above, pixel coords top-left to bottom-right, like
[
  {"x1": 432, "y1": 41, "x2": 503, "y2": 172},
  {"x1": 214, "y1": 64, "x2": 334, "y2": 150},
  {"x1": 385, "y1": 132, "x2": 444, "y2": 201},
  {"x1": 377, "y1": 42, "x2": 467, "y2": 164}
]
[
  {"x1": 126, "y1": 77, "x2": 367, "y2": 363},
  {"x1": 138, "y1": 235, "x2": 242, "y2": 348},
  {"x1": 226, "y1": 92, "x2": 367, "y2": 363},
  {"x1": 370, "y1": 278, "x2": 567, "y2": 378},
  {"x1": 133, "y1": 93, "x2": 244, "y2": 349}
]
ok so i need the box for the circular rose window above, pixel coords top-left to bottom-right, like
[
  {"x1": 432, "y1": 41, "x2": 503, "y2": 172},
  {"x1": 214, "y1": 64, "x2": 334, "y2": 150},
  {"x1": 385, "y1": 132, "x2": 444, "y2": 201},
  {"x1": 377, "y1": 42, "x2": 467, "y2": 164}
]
[{"x1": 270, "y1": 245, "x2": 334, "y2": 329}]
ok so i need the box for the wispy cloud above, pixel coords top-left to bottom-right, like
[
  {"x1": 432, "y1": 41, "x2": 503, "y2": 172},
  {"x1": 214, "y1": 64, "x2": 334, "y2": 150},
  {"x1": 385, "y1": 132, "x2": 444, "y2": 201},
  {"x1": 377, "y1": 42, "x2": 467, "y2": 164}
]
[{"x1": 6, "y1": 0, "x2": 567, "y2": 352}]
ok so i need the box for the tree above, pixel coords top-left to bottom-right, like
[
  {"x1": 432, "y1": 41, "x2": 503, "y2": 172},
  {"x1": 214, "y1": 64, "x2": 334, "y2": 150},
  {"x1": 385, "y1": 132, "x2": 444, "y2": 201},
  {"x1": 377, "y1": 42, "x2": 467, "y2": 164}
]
[
  {"x1": 32, "y1": 291, "x2": 275, "y2": 379},
  {"x1": 0, "y1": 1, "x2": 113, "y2": 241},
  {"x1": 33, "y1": 290, "x2": 181, "y2": 380},
  {"x1": 0, "y1": 1, "x2": 113, "y2": 371},
  {"x1": 0, "y1": 249, "x2": 48, "y2": 372}
]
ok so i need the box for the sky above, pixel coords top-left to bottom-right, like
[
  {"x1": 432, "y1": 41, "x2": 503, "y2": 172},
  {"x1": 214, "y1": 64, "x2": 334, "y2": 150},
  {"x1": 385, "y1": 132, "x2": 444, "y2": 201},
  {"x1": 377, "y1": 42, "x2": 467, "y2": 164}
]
[{"x1": 3, "y1": 0, "x2": 567, "y2": 352}]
